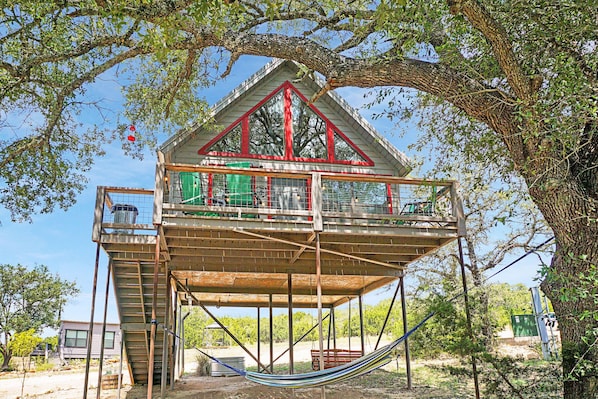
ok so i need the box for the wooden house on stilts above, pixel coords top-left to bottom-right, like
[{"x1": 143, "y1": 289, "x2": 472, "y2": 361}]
[{"x1": 90, "y1": 59, "x2": 466, "y2": 395}]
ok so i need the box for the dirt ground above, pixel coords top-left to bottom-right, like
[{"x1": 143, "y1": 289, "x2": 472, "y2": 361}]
[{"x1": 0, "y1": 338, "x2": 540, "y2": 399}]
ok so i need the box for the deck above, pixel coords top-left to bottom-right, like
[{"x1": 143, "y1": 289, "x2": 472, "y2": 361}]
[{"x1": 91, "y1": 164, "x2": 464, "y2": 384}]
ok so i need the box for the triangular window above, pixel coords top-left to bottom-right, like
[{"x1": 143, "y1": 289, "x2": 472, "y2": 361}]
[
  {"x1": 334, "y1": 131, "x2": 367, "y2": 163},
  {"x1": 199, "y1": 81, "x2": 373, "y2": 166},
  {"x1": 210, "y1": 123, "x2": 242, "y2": 153}
]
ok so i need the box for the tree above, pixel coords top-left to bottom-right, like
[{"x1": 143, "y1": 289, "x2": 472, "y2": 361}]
[
  {"x1": 0, "y1": 264, "x2": 78, "y2": 370},
  {"x1": 1, "y1": 2, "x2": 596, "y2": 397},
  {"x1": 10, "y1": 329, "x2": 42, "y2": 397}
]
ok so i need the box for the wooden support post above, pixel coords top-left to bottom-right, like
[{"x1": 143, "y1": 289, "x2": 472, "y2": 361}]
[
  {"x1": 96, "y1": 261, "x2": 112, "y2": 399},
  {"x1": 269, "y1": 294, "x2": 274, "y2": 373},
  {"x1": 288, "y1": 273, "x2": 294, "y2": 374},
  {"x1": 160, "y1": 272, "x2": 170, "y2": 398},
  {"x1": 327, "y1": 306, "x2": 332, "y2": 350},
  {"x1": 170, "y1": 293, "x2": 177, "y2": 390},
  {"x1": 458, "y1": 238, "x2": 481, "y2": 399},
  {"x1": 359, "y1": 294, "x2": 365, "y2": 356},
  {"x1": 83, "y1": 242, "x2": 101, "y2": 399},
  {"x1": 400, "y1": 277, "x2": 412, "y2": 389},
  {"x1": 316, "y1": 232, "x2": 326, "y2": 398},
  {"x1": 147, "y1": 234, "x2": 161, "y2": 399}
]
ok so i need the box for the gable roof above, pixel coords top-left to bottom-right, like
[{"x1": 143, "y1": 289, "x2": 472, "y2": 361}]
[{"x1": 159, "y1": 59, "x2": 412, "y2": 176}]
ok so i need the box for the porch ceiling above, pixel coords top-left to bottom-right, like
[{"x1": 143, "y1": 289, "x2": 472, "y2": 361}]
[{"x1": 100, "y1": 220, "x2": 457, "y2": 309}]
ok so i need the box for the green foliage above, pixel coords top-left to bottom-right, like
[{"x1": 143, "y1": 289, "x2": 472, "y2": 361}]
[
  {"x1": 0, "y1": 264, "x2": 78, "y2": 369},
  {"x1": 9, "y1": 329, "x2": 42, "y2": 358}
]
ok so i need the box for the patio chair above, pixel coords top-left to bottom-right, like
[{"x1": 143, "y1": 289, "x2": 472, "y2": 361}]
[{"x1": 180, "y1": 172, "x2": 224, "y2": 215}]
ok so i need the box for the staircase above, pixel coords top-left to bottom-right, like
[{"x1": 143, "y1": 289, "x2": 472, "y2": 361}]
[{"x1": 111, "y1": 260, "x2": 169, "y2": 385}]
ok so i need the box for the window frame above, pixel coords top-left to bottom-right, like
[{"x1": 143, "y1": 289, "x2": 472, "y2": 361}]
[
  {"x1": 198, "y1": 81, "x2": 374, "y2": 166},
  {"x1": 64, "y1": 329, "x2": 88, "y2": 348},
  {"x1": 104, "y1": 331, "x2": 116, "y2": 350}
]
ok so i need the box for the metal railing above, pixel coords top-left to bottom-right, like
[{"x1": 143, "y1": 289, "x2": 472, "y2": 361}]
[{"x1": 155, "y1": 164, "x2": 465, "y2": 233}]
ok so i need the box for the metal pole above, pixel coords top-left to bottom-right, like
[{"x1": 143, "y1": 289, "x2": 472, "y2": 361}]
[
  {"x1": 348, "y1": 299, "x2": 351, "y2": 352},
  {"x1": 332, "y1": 308, "x2": 337, "y2": 351},
  {"x1": 147, "y1": 234, "x2": 161, "y2": 399},
  {"x1": 118, "y1": 328, "x2": 124, "y2": 397},
  {"x1": 376, "y1": 281, "x2": 400, "y2": 350},
  {"x1": 315, "y1": 233, "x2": 326, "y2": 398},
  {"x1": 160, "y1": 272, "x2": 170, "y2": 398},
  {"x1": 257, "y1": 307, "x2": 261, "y2": 372},
  {"x1": 83, "y1": 242, "x2": 101, "y2": 399},
  {"x1": 358, "y1": 294, "x2": 365, "y2": 356},
  {"x1": 96, "y1": 260, "x2": 112, "y2": 399},
  {"x1": 269, "y1": 294, "x2": 274, "y2": 373},
  {"x1": 400, "y1": 276, "x2": 412, "y2": 389},
  {"x1": 458, "y1": 238, "x2": 481, "y2": 399},
  {"x1": 288, "y1": 273, "x2": 294, "y2": 374}
]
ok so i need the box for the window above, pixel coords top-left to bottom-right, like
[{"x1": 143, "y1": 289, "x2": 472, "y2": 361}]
[
  {"x1": 104, "y1": 331, "x2": 115, "y2": 349},
  {"x1": 249, "y1": 90, "x2": 285, "y2": 156},
  {"x1": 334, "y1": 131, "x2": 367, "y2": 163},
  {"x1": 65, "y1": 329, "x2": 88, "y2": 348},
  {"x1": 211, "y1": 123, "x2": 242, "y2": 153},
  {"x1": 291, "y1": 92, "x2": 327, "y2": 159},
  {"x1": 199, "y1": 81, "x2": 373, "y2": 166}
]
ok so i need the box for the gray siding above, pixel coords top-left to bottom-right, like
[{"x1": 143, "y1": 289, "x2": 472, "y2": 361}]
[
  {"x1": 59, "y1": 320, "x2": 121, "y2": 360},
  {"x1": 169, "y1": 63, "x2": 400, "y2": 177}
]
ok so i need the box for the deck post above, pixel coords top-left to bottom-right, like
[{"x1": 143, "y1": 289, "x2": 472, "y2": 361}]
[
  {"x1": 160, "y1": 271, "x2": 171, "y2": 398},
  {"x1": 147, "y1": 233, "x2": 161, "y2": 399},
  {"x1": 269, "y1": 294, "x2": 274, "y2": 373},
  {"x1": 332, "y1": 308, "x2": 337, "y2": 351},
  {"x1": 83, "y1": 242, "x2": 101, "y2": 399},
  {"x1": 358, "y1": 294, "x2": 365, "y2": 355},
  {"x1": 288, "y1": 273, "x2": 294, "y2": 374},
  {"x1": 458, "y1": 238, "x2": 481, "y2": 399},
  {"x1": 400, "y1": 277, "x2": 412, "y2": 389},
  {"x1": 316, "y1": 232, "x2": 326, "y2": 398},
  {"x1": 96, "y1": 260, "x2": 112, "y2": 399}
]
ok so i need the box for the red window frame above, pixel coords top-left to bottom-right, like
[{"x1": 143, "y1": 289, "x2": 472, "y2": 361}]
[{"x1": 198, "y1": 81, "x2": 374, "y2": 166}]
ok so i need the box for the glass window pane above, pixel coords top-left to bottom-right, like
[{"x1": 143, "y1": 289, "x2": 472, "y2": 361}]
[
  {"x1": 334, "y1": 131, "x2": 366, "y2": 162},
  {"x1": 209, "y1": 123, "x2": 242, "y2": 153},
  {"x1": 291, "y1": 93, "x2": 327, "y2": 159},
  {"x1": 104, "y1": 331, "x2": 115, "y2": 349},
  {"x1": 249, "y1": 91, "x2": 285, "y2": 156}
]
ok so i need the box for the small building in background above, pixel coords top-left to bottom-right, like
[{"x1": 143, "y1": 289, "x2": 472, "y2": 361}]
[{"x1": 58, "y1": 320, "x2": 121, "y2": 360}]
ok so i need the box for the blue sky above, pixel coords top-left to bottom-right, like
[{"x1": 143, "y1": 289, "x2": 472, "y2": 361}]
[{"x1": 0, "y1": 55, "x2": 547, "y2": 331}]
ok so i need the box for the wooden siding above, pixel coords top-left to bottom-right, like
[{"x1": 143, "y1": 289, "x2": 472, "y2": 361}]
[{"x1": 170, "y1": 64, "x2": 401, "y2": 177}]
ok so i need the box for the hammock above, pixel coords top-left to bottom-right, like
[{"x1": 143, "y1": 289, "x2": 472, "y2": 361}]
[{"x1": 192, "y1": 312, "x2": 435, "y2": 389}]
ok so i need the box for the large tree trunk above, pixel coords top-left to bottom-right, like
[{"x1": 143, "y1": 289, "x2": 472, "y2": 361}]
[{"x1": 531, "y1": 180, "x2": 598, "y2": 399}]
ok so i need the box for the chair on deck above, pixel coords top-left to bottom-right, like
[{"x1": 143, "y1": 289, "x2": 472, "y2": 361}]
[
  {"x1": 180, "y1": 172, "x2": 224, "y2": 215},
  {"x1": 225, "y1": 162, "x2": 257, "y2": 218}
]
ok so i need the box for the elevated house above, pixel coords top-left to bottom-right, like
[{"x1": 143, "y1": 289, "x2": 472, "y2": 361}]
[{"x1": 91, "y1": 59, "x2": 465, "y2": 390}]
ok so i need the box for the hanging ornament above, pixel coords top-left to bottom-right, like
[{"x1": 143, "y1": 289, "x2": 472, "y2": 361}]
[{"x1": 127, "y1": 125, "x2": 136, "y2": 141}]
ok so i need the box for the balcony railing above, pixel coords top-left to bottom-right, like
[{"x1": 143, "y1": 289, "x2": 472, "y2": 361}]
[
  {"x1": 92, "y1": 164, "x2": 465, "y2": 240},
  {"x1": 157, "y1": 164, "x2": 465, "y2": 233}
]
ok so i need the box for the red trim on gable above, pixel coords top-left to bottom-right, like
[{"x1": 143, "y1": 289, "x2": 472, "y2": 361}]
[
  {"x1": 198, "y1": 80, "x2": 375, "y2": 167},
  {"x1": 284, "y1": 85, "x2": 293, "y2": 159},
  {"x1": 241, "y1": 118, "x2": 249, "y2": 154}
]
